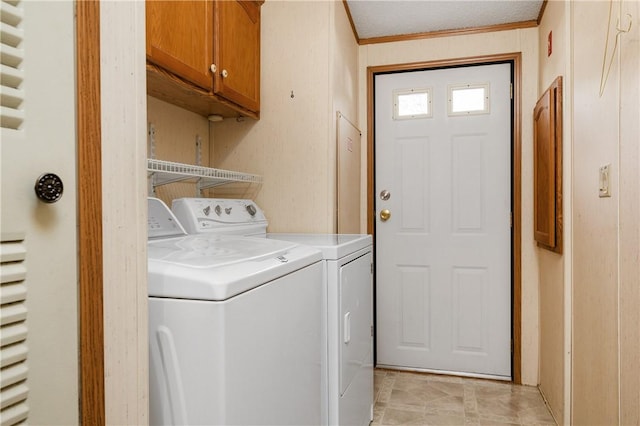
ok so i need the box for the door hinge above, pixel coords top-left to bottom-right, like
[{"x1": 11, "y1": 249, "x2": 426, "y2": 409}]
[
  {"x1": 510, "y1": 212, "x2": 513, "y2": 228},
  {"x1": 371, "y1": 325, "x2": 374, "y2": 337},
  {"x1": 511, "y1": 339, "x2": 514, "y2": 353},
  {"x1": 371, "y1": 262, "x2": 374, "y2": 274},
  {"x1": 510, "y1": 83, "x2": 513, "y2": 99}
]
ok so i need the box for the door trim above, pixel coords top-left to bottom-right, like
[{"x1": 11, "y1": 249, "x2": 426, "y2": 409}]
[
  {"x1": 367, "y1": 53, "x2": 522, "y2": 384},
  {"x1": 77, "y1": 1, "x2": 105, "y2": 423}
]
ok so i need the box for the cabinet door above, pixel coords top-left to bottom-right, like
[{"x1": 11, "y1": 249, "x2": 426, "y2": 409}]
[
  {"x1": 533, "y1": 89, "x2": 556, "y2": 248},
  {"x1": 214, "y1": 1, "x2": 261, "y2": 112},
  {"x1": 533, "y1": 76, "x2": 563, "y2": 253},
  {"x1": 146, "y1": 1, "x2": 213, "y2": 91}
]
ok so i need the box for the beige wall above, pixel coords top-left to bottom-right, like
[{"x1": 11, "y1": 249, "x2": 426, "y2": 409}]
[
  {"x1": 146, "y1": 96, "x2": 211, "y2": 205},
  {"x1": 572, "y1": 1, "x2": 619, "y2": 423},
  {"x1": 211, "y1": 1, "x2": 359, "y2": 233},
  {"x1": 331, "y1": 1, "x2": 362, "y2": 232},
  {"x1": 571, "y1": 0, "x2": 640, "y2": 423},
  {"x1": 358, "y1": 28, "x2": 540, "y2": 386},
  {"x1": 536, "y1": 0, "x2": 569, "y2": 423},
  {"x1": 617, "y1": 1, "x2": 640, "y2": 423},
  {"x1": 537, "y1": 1, "x2": 640, "y2": 423}
]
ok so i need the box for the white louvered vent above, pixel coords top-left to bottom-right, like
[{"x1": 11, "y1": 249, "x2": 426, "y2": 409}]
[
  {"x1": 0, "y1": 235, "x2": 29, "y2": 425},
  {"x1": 0, "y1": 0, "x2": 25, "y2": 130}
]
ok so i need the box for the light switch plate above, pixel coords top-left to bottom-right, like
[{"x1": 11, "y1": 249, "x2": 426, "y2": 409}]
[{"x1": 599, "y1": 164, "x2": 611, "y2": 197}]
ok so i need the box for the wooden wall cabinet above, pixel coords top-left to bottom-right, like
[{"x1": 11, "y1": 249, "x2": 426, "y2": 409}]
[
  {"x1": 146, "y1": 1, "x2": 213, "y2": 91},
  {"x1": 533, "y1": 76, "x2": 563, "y2": 253},
  {"x1": 213, "y1": 1, "x2": 261, "y2": 113},
  {"x1": 146, "y1": 0, "x2": 262, "y2": 119}
]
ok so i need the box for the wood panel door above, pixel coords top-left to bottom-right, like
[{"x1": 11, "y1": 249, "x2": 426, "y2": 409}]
[
  {"x1": 146, "y1": 0, "x2": 213, "y2": 91},
  {"x1": 213, "y1": 0, "x2": 261, "y2": 113},
  {"x1": 533, "y1": 77, "x2": 563, "y2": 253}
]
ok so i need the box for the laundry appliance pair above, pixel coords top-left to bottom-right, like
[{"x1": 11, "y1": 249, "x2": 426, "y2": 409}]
[{"x1": 172, "y1": 197, "x2": 374, "y2": 426}]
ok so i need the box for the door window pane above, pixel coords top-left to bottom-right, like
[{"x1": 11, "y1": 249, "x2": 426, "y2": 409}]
[
  {"x1": 393, "y1": 88, "x2": 432, "y2": 120},
  {"x1": 448, "y1": 84, "x2": 490, "y2": 116}
]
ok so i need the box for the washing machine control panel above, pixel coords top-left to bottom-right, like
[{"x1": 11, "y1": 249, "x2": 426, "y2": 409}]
[
  {"x1": 172, "y1": 198, "x2": 268, "y2": 235},
  {"x1": 148, "y1": 198, "x2": 187, "y2": 239}
]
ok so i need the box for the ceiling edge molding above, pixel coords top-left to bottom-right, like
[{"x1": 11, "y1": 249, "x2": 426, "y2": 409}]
[
  {"x1": 342, "y1": 0, "x2": 360, "y2": 44},
  {"x1": 358, "y1": 19, "x2": 539, "y2": 46},
  {"x1": 537, "y1": 0, "x2": 549, "y2": 24}
]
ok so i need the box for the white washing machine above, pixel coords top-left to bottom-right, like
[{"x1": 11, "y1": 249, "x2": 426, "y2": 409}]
[
  {"x1": 147, "y1": 198, "x2": 324, "y2": 425},
  {"x1": 172, "y1": 197, "x2": 374, "y2": 426}
]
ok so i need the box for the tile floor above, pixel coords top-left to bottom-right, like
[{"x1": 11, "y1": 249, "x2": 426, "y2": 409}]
[{"x1": 373, "y1": 369, "x2": 557, "y2": 426}]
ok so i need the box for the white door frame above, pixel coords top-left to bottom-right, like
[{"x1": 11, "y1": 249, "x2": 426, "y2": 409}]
[
  {"x1": 366, "y1": 53, "x2": 523, "y2": 383},
  {"x1": 76, "y1": 1, "x2": 149, "y2": 423}
]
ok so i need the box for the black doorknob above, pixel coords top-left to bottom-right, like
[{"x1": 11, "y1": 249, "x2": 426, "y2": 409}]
[{"x1": 34, "y1": 173, "x2": 64, "y2": 203}]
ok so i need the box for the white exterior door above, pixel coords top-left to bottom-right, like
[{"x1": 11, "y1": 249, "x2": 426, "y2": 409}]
[
  {"x1": 375, "y1": 63, "x2": 512, "y2": 378},
  {"x1": 1, "y1": 1, "x2": 79, "y2": 423}
]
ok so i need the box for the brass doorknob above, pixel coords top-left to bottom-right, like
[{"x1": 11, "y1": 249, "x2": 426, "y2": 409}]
[{"x1": 380, "y1": 209, "x2": 391, "y2": 222}]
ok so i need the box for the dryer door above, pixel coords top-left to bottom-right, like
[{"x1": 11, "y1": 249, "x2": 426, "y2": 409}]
[{"x1": 339, "y1": 252, "x2": 373, "y2": 396}]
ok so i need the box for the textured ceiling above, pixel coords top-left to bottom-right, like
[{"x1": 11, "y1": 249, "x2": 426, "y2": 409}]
[{"x1": 346, "y1": 0, "x2": 544, "y2": 40}]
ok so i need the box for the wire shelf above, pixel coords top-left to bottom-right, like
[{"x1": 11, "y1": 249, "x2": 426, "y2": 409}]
[{"x1": 147, "y1": 159, "x2": 262, "y2": 191}]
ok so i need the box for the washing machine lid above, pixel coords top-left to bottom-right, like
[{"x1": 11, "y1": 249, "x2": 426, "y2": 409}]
[
  {"x1": 266, "y1": 234, "x2": 372, "y2": 260},
  {"x1": 148, "y1": 234, "x2": 322, "y2": 300}
]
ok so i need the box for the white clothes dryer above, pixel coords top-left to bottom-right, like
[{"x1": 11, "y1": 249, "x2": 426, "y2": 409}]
[
  {"x1": 267, "y1": 234, "x2": 374, "y2": 426},
  {"x1": 147, "y1": 198, "x2": 324, "y2": 425},
  {"x1": 172, "y1": 198, "x2": 374, "y2": 426}
]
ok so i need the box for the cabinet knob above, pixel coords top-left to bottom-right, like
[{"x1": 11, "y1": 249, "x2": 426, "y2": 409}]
[
  {"x1": 210, "y1": 64, "x2": 217, "y2": 73},
  {"x1": 221, "y1": 69, "x2": 229, "y2": 78}
]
